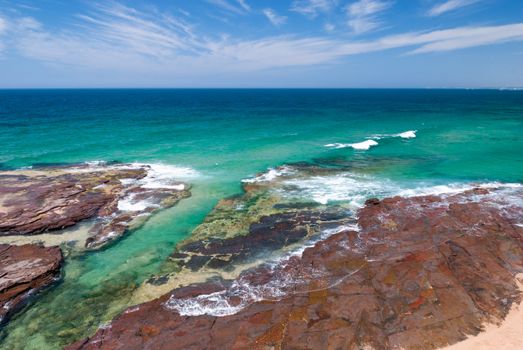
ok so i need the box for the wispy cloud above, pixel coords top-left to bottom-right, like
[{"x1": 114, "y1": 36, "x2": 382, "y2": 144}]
[
  {"x1": 263, "y1": 8, "x2": 287, "y2": 26},
  {"x1": 324, "y1": 23, "x2": 336, "y2": 32},
  {"x1": 290, "y1": 0, "x2": 338, "y2": 18},
  {"x1": 0, "y1": 16, "x2": 6, "y2": 53},
  {"x1": 2, "y1": 3, "x2": 523, "y2": 75},
  {"x1": 346, "y1": 0, "x2": 392, "y2": 34},
  {"x1": 0, "y1": 15, "x2": 7, "y2": 32},
  {"x1": 428, "y1": 0, "x2": 479, "y2": 17},
  {"x1": 206, "y1": 0, "x2": 249, "y2": 15},
  {"x1": 237, "y1": 0, "x2": 251, "y2": 12}
]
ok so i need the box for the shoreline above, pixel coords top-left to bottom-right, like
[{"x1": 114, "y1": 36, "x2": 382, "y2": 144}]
[{"x1": 66, "y1": 184, "x2": 523, "y2": 350}]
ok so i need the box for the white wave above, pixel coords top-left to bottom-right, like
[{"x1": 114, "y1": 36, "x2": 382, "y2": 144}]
[
  {"x1": 325, "y1": 139, "x2": 378, "y2": 150},
  {"x1": 84, "y1": 160, "x2": 107, "y2": 166},
  {"x1": 280, "y1": 171, "x2": 522, "y2": 207},
  {"x1": 396, "y1": 130, "x2": 416, "y2": 138},
  {"x1": 242, "y1": 166, "x2": 295, "y2": 183},
  {"x1": 350, "y1": 140, "x2": 378, "y2": 150},
  {"x1": 325, "y1": 130, "x2": 416, "y2": 150},
  {"x1": 74, "y1": 162, "x2": 195, "y2": 211},
  {"x1": 117, "y1": 193, "x2": 159, "y2": 212},
  {"x1": 131, "y1": 163, "x2": 197, "y2": 189},
  {"x1": 76, "y1": 161, "x2": 197, "y2": 190},
  {"x1": 81, "y1": 161, "x2": 198, "y2": 178},
  {"x1": 372, "y1": 130, "x2": 417, "y2": 140},
  {"x1": 281, "y1": 173, "x2": 398, "y2": 206}
]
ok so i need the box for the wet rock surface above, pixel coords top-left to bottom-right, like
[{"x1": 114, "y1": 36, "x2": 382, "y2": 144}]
[
  {"x1": 68, "y1": 187, "x2": 523, "y2": 350},
  {"x1": 0, "y1": 163, "x2": 190, "y2": 249},
  {"x1": 0, "y1": 244, "x2": 63, "y2": 326},
  {"x1": 171, "y1": 208, "x2": 351, "y2": 272},
  {"x1": 131, "y1": 164, "x2": 356, "y2": 304}
]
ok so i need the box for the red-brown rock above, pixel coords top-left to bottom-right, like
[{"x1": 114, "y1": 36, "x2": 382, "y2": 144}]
[
  {"x1": 0, "y1": 244, "x2": 63, "y2": 325},
  {"x1": 0, "y1": 163, "x2": 190, "y2": 249},
  {"x1": 68, "y1": 189, "x2": 523, "y2": 350}
]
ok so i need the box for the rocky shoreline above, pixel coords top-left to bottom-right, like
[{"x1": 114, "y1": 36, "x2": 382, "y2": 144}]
[
  {"x1": 0, "y1": 162, "x2": 191, "y2": 328},
  {"x1": 0, "y1": 162, "x2": 191, "y2": 250},
  {"x1": 67, "y1": 164, "x2": 523, "y2": 350}
]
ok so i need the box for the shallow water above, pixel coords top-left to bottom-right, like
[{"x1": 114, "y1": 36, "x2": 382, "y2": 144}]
[{"x1": 0, "y1": 89, "x2": 522, "y2": 349}]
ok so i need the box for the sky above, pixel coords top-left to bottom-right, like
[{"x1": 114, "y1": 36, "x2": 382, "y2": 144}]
[{"x1": 0, "y1": 0, "x2": 522, "y2": 88}]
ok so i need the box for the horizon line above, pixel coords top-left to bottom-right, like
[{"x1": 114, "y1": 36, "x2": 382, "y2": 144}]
[{"x1": 1, "y1": 87, "x2": 522, "y2": 91}]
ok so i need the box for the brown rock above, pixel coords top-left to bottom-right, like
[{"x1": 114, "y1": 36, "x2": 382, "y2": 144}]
[
  {"x1": 0, "y1": 163, "x2": 190, "y2": 249},
  {"x1": 0, "y1": 243, "x2": 63, "y2": 325},
  {"x1": 68, "y1": 189, "x2": 523, "y2": 350}
]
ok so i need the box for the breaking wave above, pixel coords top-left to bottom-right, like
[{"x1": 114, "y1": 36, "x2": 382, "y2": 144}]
[
  {"x1": 80, "y1": 161, "x2": 199, "y2": 212},
  {"x1": 324, "y1": 130, "x2": 417, "y2": 150},
  {"x1": 280, "y1": 172, "x2": 522, "y2": 207}
]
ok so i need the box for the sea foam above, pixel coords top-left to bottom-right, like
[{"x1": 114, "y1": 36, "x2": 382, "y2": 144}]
[
  {"x1": 396, "y1": 130, "x2": 416, "y2": 138},
  {"x1": 79, "y1": 161, "x2": 198, "y2": 212},
  {"x1": 325, "y1": 139, "x2": 378, "y2": 150},
  {"x1": 279, "y1": 171, "x2": 522, "y2": 207},
  {"x1": 241, "y1": 166, "x2": 295, "y2": 183},
  {"x1": 164, "y1": 224, "x2": 358, "y2": 317}
]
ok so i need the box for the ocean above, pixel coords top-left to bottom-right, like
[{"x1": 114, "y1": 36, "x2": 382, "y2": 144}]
[{"x1": 0, "y1": 89, "x2": 522, "y2": 349}]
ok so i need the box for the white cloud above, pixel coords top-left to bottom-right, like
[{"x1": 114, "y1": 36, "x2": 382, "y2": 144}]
[
  {"x1": 346, "y1": 0, "x2": 392, "y2": 34},
  {"x1": 207, "y1": 0, "x2": 248, "y2": 15},
  {"x1": 262, "y1": 8, "x2": 287, "y2": 27},
  {"x1": 290, "y1": 0, "x2": 338, "y2": 18},
  {"x1": 428, "y1": 0, "x2": 479, "y2": 17},
  {"x1": 3, "y1": 3, "x2": 523, "y2": 75}
]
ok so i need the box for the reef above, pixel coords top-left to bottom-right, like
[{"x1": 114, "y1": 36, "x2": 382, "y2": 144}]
[
  {"x1": 0, "y1": 244, "x2": 63, "y2": 326},
  {"x1": 67, "y1": 167, "x2": 523, "y2": 350}
]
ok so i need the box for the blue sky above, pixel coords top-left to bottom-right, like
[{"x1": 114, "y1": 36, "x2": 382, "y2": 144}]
[{"x1": 0, "y1": 0, "x2": 522, "y2": 88}]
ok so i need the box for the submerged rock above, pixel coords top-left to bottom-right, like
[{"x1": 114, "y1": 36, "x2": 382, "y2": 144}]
[
  {"x1": 0, "y1": 243, "x2": 63, "y2": 326},
  {"x1": 67, "y1": 187, "x2": 523, "y2": 350},
  {"x1": 0, "y1": 163, "x2": 191, "y2": 249}
]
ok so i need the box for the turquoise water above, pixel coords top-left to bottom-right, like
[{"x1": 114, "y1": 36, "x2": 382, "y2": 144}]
[{"x1": 0, "y1": 89, "x2": 522, "y2": 349}]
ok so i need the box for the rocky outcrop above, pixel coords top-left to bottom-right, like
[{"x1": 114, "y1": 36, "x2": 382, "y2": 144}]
[
  {"x1": 0, "y1": 244, "x2": 63, "y2": 326},
  {"x1": 67, "y1": 187, "x2": 523, "y2": 350},
  {"x1": 0, "y1": 163, "x2": 191, "y2": 249}
]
